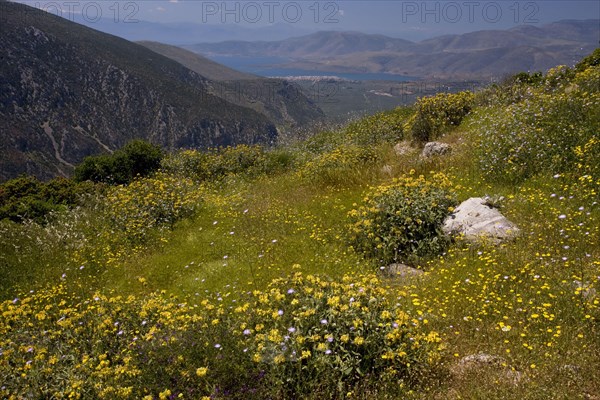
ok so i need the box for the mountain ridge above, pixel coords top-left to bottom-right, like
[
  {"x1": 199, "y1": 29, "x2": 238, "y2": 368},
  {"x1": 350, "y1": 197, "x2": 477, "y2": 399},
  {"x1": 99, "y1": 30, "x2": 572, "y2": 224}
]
[
  {"x1": 0, "y1": 1, "x2": 322, "y2": 181},
  {"x1": 187, "y1": 20, "x2": 599, "y2": 78}
]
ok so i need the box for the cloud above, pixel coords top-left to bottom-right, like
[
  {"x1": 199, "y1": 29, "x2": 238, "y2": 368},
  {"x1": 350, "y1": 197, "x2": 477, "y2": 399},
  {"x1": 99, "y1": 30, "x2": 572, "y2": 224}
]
[
  {"x1": 169, "y1": 0, "x2": 179, "y2": 3},
  {"x1": 156, "y1": 6, "x2": 166, "y2": 12}
]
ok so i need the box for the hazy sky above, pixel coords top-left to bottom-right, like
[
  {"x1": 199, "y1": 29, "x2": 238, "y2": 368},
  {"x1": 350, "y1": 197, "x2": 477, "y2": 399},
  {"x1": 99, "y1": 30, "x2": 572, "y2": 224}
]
[{"x1": 14, "y1": 0, "x2": 600, "y2": 40}]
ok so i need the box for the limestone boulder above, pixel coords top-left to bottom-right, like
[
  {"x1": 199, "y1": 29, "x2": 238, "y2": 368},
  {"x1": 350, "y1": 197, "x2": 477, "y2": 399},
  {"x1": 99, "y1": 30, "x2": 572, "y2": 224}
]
[
  {"x1": 421, "y1": 142, "x2": 451, "y2": 157},
  {"x1": 443, "y1": 197, "x2": 520, "y2": 243},
  {"x1": 394, "y1": 141, "x2": 413, "y2": 156},
  {"x1": 381, "y1": 263, "x2": 424, "y2": 279}
]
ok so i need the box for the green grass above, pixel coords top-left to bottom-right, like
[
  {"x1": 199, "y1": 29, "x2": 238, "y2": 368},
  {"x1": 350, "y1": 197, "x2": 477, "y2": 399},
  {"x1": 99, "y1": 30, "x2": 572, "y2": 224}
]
[{"x1": 103, "y1": 174, "x2": 373, "y2": 298}]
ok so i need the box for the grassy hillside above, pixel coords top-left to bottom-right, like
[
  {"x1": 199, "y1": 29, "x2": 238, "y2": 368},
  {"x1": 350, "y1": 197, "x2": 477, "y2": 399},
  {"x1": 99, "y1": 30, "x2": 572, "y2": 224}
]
[{"x1": 1, "y1": 50, "x2": 599, "y2": 399}]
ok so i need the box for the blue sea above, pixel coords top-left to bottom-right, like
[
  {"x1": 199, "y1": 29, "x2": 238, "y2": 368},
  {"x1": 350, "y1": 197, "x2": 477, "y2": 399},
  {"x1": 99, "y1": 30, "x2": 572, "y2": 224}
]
[{"x1": 208, "y1": 55, "x2": 418, "y2": 82}]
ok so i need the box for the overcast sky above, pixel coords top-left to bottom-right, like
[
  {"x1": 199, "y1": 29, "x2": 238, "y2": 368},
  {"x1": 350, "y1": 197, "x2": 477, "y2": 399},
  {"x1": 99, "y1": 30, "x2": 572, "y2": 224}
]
[{"x1": 14, "y1": 0, "x2": 600, "y2": 40}]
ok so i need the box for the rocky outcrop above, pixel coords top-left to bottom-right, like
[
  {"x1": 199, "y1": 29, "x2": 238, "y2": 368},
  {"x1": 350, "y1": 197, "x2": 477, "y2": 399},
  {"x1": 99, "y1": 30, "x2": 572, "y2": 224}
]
[
  {"x1": 421, "y1": 142, "x2": 451, "y2": 157},
  {"x1": 452, "y1": 353, "x2": 524, "y2": 385},
  {"x1": 457, "y1": 353, "x2": 506, "y2": 368},
  {"x1": 443, "y1": 197, "x2": 520, "y2": 243},
  {"x1": 394, "y1": 141, "x2": 413, "y2": 156},
  {"x1": 381, "y1": 263, "x2": 424, "y2": 279}
]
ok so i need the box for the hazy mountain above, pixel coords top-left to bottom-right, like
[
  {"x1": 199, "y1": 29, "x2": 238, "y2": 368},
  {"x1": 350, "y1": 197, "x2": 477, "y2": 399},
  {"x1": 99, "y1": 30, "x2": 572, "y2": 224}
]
[
  {"x1": 65, "y1": 17, "x2": 312, "y2": 45},
  {"x1": 284, "y1": 46, "x2": 568, "y2": 79},
  {"x1": 187, "y1": 20, "x2": 599, "y2": 78},
  {"x1": 137, "y1": 41, "x2": 324, "y2": 129},
  {"x1": 187, "y1": 31, "x2": 416, "y2": 58},
  {"x1": 416, "y1": 19, "x2": 599, "y2": 53},
  {"x1": 0, "y1": 1, "x2": 286, "y2": 181}
]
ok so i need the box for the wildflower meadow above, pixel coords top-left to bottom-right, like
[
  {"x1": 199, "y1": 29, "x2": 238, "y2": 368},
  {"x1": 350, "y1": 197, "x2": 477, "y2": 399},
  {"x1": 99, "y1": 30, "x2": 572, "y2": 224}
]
[{"x1": 1, "y1": 49, "x2": 599, "y2": 399}]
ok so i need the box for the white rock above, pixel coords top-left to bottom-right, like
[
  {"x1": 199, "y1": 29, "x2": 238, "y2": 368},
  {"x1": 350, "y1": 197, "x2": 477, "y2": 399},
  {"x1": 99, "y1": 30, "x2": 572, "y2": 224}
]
[
  {"x1": 443, "y1": 197, "x2": 520, "y2": 243},
  {"x1": 394, "y1": 141, "x2": 413, "y2": 156},
  {"x1": 382, "y1": 263, "x2": 424, "y2": 278},
  {"x1": 421, "y1": 142, "x2": 451, "y2": 157},
  {"x1": 452, "y1": 353, "x2": 524, "y2": 385},
  {"x1": 458, "y1": 353, "x2": 505, "y2": 367}
]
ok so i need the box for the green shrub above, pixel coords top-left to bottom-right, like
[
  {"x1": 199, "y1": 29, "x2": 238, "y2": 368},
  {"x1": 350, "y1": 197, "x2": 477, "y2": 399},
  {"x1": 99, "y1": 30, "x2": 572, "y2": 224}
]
[
  {"x1": 0, "y1": 284, "x2": 221, "y2": 399},
  {"x1": 542, "y1": 65, "x2": 576, "y2": 90},
  {"x1": 342, "y1": 107, "x2": 409, "y2": 146},
  {"x1": 162, "y1": 145, "x2": 292, "y2": 182},
  {"x1": 0, "y1": 272, "x2": 445, "y2": 399},
  {"x1": 574, "y1": 135, "x2": 600, "y2": 202},
  {"x1": 105, "y1": 173, "x2": 203, "y2": 244},
  {"x1": 209, "y1": 145, "x2": 269, "y2": 178},
  {"x1": 263, "y1": 148, "x2": 298, "y2": 173},
  {"x1": 0, "y1": 175, "x2": 48, "y2": 223},
  {"x1": 0, "y1": 175, "x2": 41, "y2": 199},
  {"x1": 160, "y1": 149, "x2": 207, "y2": 180},
  {"x1": 474, "y1": 82, "x2": 532, "y2": 108},
  {"x1": 74, "y1": 139, "x2": 163, "y2": 184},
  {"x1": 243, "y1": 272, "x2": 445, "y2": 398},
  {"x1": 298, "y1": 145, "x2": 379, "y2": 187},
  {"x1": 348, "y1": 172, "x2": 457, "y2": 266},
  {"x1": 119, "y1": 139, "x2": 163, "y2": 178},
  {"x1": 0, "y1": 176, "x2": 94, "y2": 223},
  {"x1": 405, "y1": 91, "x2": 475, "y2": 143},
  {"x1": 508, "y1": 71, "x2": 544, "y2": 86},
  {"x1": 473, "y1": 64, "x2": 600, "y2": 183},
  {"x1": 301, "y1": 107, "x2": 410, "y2": 154},
  {"x1": 575, "y1": 47, "x2": 600, "y2": 72},
  {"x1": 478, "y1": 71, "x2": 544, "y2": 109},
  {"x1": 73, "y1": 154, "x2": 115, "y2": 183}
]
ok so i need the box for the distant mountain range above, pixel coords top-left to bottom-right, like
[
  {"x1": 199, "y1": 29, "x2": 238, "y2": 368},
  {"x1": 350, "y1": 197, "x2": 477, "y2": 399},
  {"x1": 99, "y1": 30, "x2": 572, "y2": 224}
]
[
  {"x1": 187, "y1": 20, "x2": 599, "y2": 79},
  {"x1": 0, "y1": 1, "x2": 322, "y2": 181}
]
